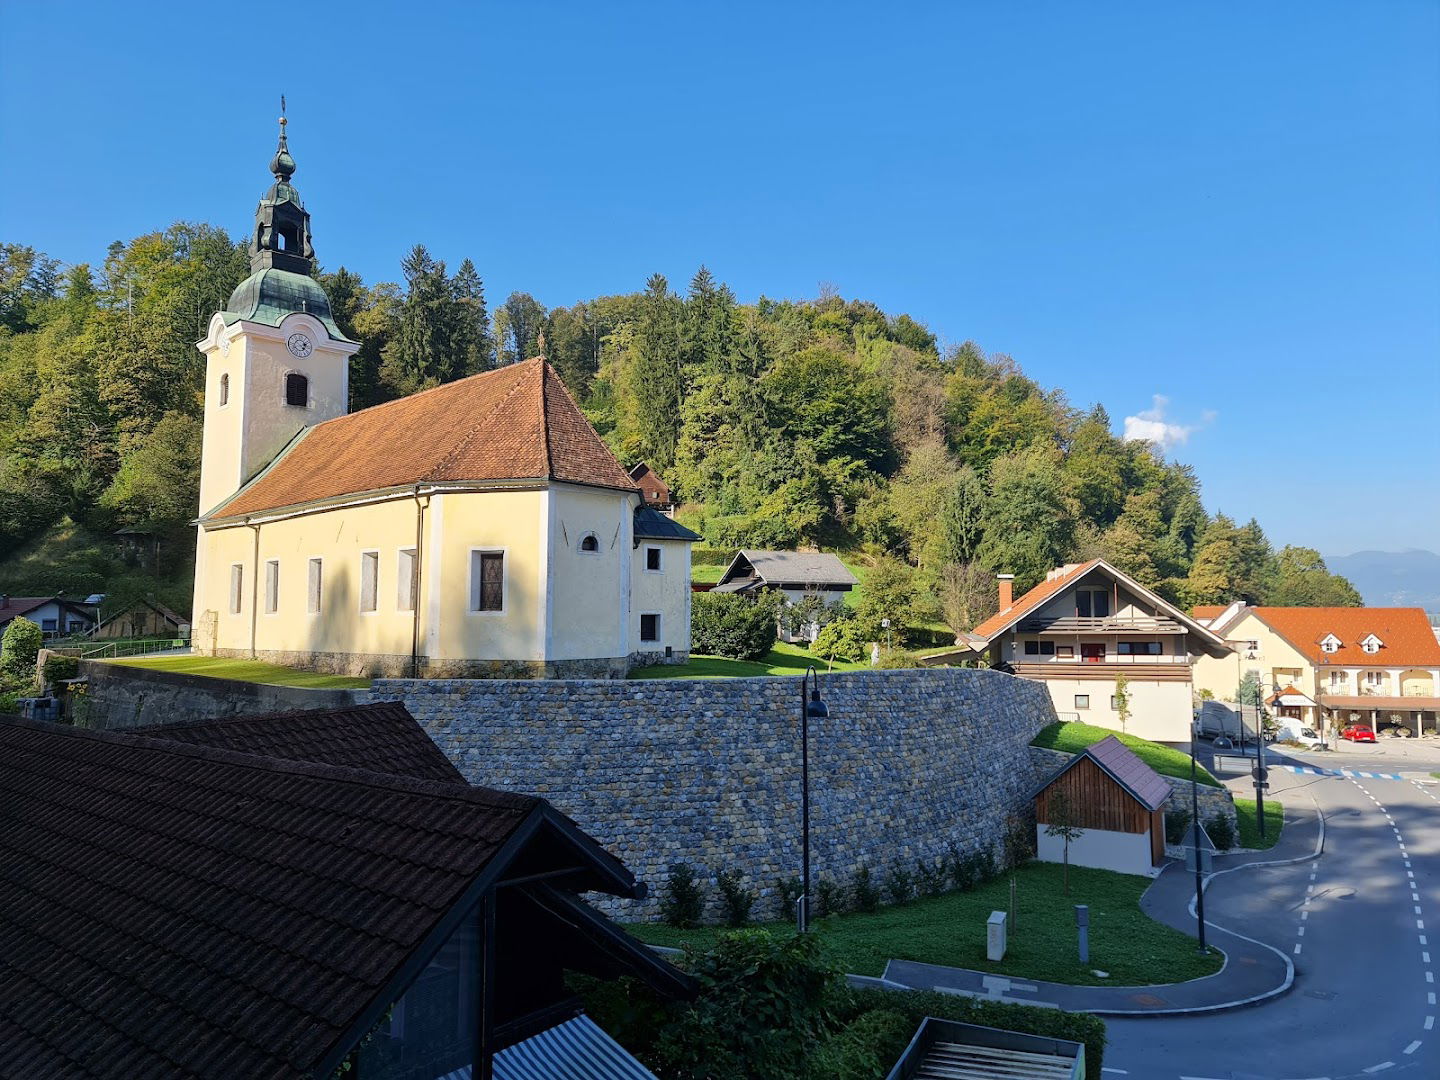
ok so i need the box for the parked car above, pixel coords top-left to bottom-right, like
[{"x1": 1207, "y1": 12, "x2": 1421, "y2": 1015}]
[{"x1": 1341, "y1": 725, "x2": 1378, "y2": 744}]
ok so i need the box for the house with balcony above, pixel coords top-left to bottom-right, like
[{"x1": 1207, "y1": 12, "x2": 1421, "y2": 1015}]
[
  {"x1": 965, "y1": 560, "x2": 1232, "y2": 742},
  {"x1": 1192, "y1": 605, "x2": 1440, "y2": 738}
]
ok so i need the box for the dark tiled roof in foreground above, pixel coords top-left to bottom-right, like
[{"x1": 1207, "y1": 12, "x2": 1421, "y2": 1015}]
[
  {"x1": 0, "y1": 719, "x2": 546, "y2": 1079},
  {"x1": 132, "y1": 701, "x2": 465, "y2": 784},
  {"x1": 633, "y1": 506, "x2": 701, "y2": 542}
]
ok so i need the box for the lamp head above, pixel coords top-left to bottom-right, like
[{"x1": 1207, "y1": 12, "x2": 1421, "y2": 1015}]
[{"x1": 806, "y1": 689, "x2": 828, "y2": 719}]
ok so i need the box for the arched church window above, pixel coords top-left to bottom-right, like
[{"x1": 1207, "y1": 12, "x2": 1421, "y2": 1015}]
[
  {"x1": 219, "y1": 373, "x2": 229, "y2": 406},
  {"x1": 285, "y1": 372, "x2": 309, "y2": 407},
  {"x1": 579, "y1": 533, "x2": 600, "y2": 553}
]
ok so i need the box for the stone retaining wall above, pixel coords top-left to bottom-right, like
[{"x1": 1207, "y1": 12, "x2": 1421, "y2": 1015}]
[
  {"x1": 78, "y1": 660, "x2": 362, "y2": 730},
  {"x1": 369, "y1": 667, "x2": 1059, "y2": 920}
]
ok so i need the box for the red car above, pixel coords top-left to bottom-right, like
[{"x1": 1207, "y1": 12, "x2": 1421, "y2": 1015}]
[{"x1": 1341, "y1": 725, "x2": 1378, "y2": 743}]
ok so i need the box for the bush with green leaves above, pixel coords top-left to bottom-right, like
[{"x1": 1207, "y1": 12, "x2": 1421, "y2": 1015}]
[
  {"x1": 873, "y1": 647, "x2": 921, "y2": 669},
  {"x1": 803, "y1": 1008, "x2": 914, "y2": 1080},
  {"x1": 850, "y1": 865, "x2": 880, "y2": 913},
  {"x1": 915, "y1": 856, "x2": 947, "y2": 896},
  {"x1": 811, "y1": 616, "x2": 867, "y2": 664},
  {"x1": 716, "y1": 867, "x2": 755, "y2": 927},
  {"x1": 883, "y1": 862, "x2": 913, "y2": 905},
  {"x1": 774, "y1": 876, "x2": 804, "y2": 921},
  {"x1": 41, "y1": 653, "x2": 79, "y2": 687},
  {"x1": 690, "y1": 591, "x2": 777, "y2": 660},
  {"x1": 1164, "y1": 808, "x2": 1192, "y2": 845},
  {"x1": 662, "y1": 863, "x2": 706, "y2": 928},
  {"x1": 1207, "y1": 811, "x2": 1236, "y2": 851},
  {"x1": 1, "y1": 616, "x2": 42, "y2": 680},
  {"x1": 815, "y1": 877, "x2": 843, "y2": 919}
]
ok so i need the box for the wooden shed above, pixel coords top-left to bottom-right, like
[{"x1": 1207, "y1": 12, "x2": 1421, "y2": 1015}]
[{"x1": 1033, "y1": 734, "x2": 1171, "y2": 876}]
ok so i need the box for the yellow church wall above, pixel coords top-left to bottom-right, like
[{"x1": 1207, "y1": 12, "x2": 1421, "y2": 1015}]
[
  {"x1": 548, "y1": 485, "x2": 632, "y2": 660},
  {"x1": 197, "y1": 333, "x2": 247, "y2": 517}
]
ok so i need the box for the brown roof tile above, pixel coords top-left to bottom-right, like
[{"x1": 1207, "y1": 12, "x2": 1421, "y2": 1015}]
[
  {"x1": 131, "y1": 701, "x2": 465, "y2": 784},
  {"x1": 213, "y1": 358, "x2": 636, "y2": 519},
  {"x1": 971, "y1": 561, "x2": 1101, "y2": 640},
  {"x1": 0, "y1": 718, "x2": 542, "y2": 1078},
  {"x1": 1252, "y1": 606, "x2": 1440, "y2": 667}
]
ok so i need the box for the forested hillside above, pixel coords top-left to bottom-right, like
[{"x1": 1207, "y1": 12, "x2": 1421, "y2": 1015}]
[{"x1": 0, "y1": 230, "x2": 1359, "y2": 630}]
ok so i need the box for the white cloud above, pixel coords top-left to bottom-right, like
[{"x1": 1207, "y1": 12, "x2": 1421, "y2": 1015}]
[{"x1": 1122, "y1": 396, "x2": 1214, "y2": 451}]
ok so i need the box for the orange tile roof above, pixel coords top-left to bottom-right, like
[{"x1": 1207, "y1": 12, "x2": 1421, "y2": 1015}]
[
  {"x1": 1252, "y1": 607, "x2": 1440, "y2": 668},
  {"x1": 1191, "y1": 605, "x2": 1226, "y2": 621},
  {"x1": 213, "y1": 358, "x2": 636, "y2": 518},
  {"x1": 970, "y1": 560, "x2": 1101, "y2": 639}
]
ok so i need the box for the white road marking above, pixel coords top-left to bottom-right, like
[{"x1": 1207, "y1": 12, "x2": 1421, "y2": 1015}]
[
  {"x1": 1427, "y1": 1015, "x2": 1436, "y2": 1030},
  {"x1": 1294, "y1": 943, "x2": 1303, "y2": 955},
  {"x1": 1427, "y1": 971, "x2": 1435, "y2": 984},
  {"x1": 1405, "y1": 1040, "x2": 1422, "y2": 1055},
  {"x1": 1425, "y1": 952, "x2": 1431, "y2": 964},
  {"x1": 1363, "y1": 1062, "x2": 1394, "y2": 1073},
  {"x1": 1101, "y1": 1069, "x2": 1128, "y2": 1075},
  {"x1": 1429, "y1": 991, "x2": 1436, "y2": 1005},
  {"x1": 1298, "y1": 925, "x2": 1306, "y2": 936},
  {"x1": 1302, "y1": 910, "x2": 1310, "y2": 920},
  {"x1": 1422, "y1": 935, "x2": 1428, "y2": 946},
  {"x1": 1418, "y1": 919, "x2": 1426, "y2": 930}
]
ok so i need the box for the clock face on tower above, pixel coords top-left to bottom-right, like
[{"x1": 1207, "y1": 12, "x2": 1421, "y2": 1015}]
[{"x1": 286, "y1": 332, "x2": 314, "y2": 359}]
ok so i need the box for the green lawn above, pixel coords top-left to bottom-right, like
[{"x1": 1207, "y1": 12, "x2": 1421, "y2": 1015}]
[
  {"x1": 690, "y1": 564, "x2": 726, "y2": 584},
  {"x1": 106, "y1": 655, "x2": 371, "y2": 689},
  {"x1": 1234, "y1": 797, "x2": 1283, "y2": 850},
  {"x1": 1032, "y1": 720, "x2": 1221, "y2": 787},
  {"x1": 627, "y1": 861, "x2": 1220, "y2": 986},
  {"x1": 629, "y1": 642, "x2": 867, "y2": 679}
]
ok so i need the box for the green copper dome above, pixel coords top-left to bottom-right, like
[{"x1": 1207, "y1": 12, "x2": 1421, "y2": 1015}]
[{"x1": 221, "y1": 268, "x2": 355, "y2": 343}]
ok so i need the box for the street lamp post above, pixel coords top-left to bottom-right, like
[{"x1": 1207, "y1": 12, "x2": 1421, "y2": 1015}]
[
  {"x1": 1189, "y1": 735, "x2": 1208, "y2": 953},
  {"x1": 1253, "y1": 682, "x2": 1271, "y2": 840},
  {"x1": 798, "y1": 666, "x2": 827, "y2": 933}
]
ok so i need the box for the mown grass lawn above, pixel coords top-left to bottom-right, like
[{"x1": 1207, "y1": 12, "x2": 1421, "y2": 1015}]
[
  {"x1": 629, "y1": 642, "x2": 866, "y2": 679},
  {"x1": 1234, "y1": 797, "x2": 1283, "y2": 850},
  {"x1": 106, "y1": 655, "x2": 371, "y2": 689},
  {"x1": 1033, "y1": 720, "x2": 1221, "y2": 787},
  {"x1": 627, "y1": 861, "x2": 1219, "y2": 985}
]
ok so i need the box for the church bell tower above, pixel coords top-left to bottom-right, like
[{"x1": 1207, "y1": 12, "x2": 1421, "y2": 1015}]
[{"x1": 196, "y1": 105, "x2": 360, "y2": 516}]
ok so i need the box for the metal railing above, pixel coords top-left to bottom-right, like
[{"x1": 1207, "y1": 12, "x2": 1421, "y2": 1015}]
[{"x1": 79, "y1": 638, "x2": 189, "y2": 661}]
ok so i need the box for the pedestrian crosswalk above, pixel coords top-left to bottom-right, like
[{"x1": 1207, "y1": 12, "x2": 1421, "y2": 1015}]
[{"x1": 1282, "y1": 764, "x2": 1403, "y2": 781}]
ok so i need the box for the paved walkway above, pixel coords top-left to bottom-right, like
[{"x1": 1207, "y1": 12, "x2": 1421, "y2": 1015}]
[{"x1": 874, "y1": 795, "x2": 1323, "y2": 1016}]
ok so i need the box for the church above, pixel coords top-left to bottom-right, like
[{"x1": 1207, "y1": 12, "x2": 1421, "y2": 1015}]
[{"x1": 191, "y1": 117, "x2": 697, "y2": 678}]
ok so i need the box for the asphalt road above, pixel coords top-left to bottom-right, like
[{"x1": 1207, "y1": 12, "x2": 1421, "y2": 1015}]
[{"x1": 1103, "y1": 744, "x2": 1440, "y2": 1079}]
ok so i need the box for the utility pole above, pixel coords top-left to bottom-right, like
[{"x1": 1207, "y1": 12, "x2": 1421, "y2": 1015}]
[
  {"x1": 1254, "y1": 681, "x2": 1268, "y2": 839},
  {"x1": 1190, "y1": 736, "x2": 1207, "y2": 953}
]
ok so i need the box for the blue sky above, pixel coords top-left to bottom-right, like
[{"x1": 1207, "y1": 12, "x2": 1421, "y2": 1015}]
[{"x1": 2, "y1": 1, "x2": 1436, "y2": 555}]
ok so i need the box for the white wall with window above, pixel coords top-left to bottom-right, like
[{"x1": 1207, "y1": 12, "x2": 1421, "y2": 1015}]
[
  {"x1": 397, "y1": 549, "x2": 417, "y2": 613},
  {"x1": 264, "y1": 560, "x2": 280, "y2": 614},
  {"x1": 307, "y1": 558, "x2": 323, "y2": 615},
  {"x1": 360, "y1": 551, "x2": 379, "y2": 613}
]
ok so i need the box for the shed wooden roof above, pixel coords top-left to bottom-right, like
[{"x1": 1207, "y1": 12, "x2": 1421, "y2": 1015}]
[
  {"x1": 1036, "y1": 734, "x2": 1172, "y2": 811},
  {"x1": 210, "y1": 358, "x2": 636, "y2": 520}
]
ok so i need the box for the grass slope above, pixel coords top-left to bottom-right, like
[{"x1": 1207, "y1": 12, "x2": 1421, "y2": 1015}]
[
  {"x1": 628, "y1": 861, "x2": 1221, "y2": 986},
  {"x1": 106, "y1": 655, "x2": 370, "y2": 689},
  {"x1": 629, "y1": 642, "x2": 866, "y2": 679},
  {"x1": 1234, "y1": 797, "x2": 1283, "y2": 850},
  {"x1": 1033, "y1": 720, "x2": 1221, "y2": 787}
]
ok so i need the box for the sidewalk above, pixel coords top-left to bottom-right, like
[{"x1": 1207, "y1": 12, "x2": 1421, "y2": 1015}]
[{"x1": 871, "y1": 794, "x2": 1323, "y2": 1016}]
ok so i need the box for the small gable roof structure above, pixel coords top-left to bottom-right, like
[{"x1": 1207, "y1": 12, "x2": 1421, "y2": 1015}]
[
  {"x1": 209, "y1": 357, "x2": 637, "y2": 521},
  {"x1": 132, "y1": 700, "x2": 465, "y2": 784},
  {"x1": 713, "y1": 550, "x2": 859, "y2": 593},
  {"x1": 627, "y1": 462, "x2": 673, "y2": 506},
  {"x1": 969, "y1": 558, "x2": 1230, "y2": 656},
  {"x1": 1035, "y1": 734, "x2": 1172, "y2": 812},
  {"x1": 0, "y1": 715, "x2": 691, "y2": 1079},
  {"x1": 633, "y1": 505, "x2": 701, "y2": 542}
]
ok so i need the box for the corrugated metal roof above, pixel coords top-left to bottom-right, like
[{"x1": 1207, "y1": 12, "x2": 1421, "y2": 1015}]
[
  {"x1": 434, "y1": 1015, "x2": 658, "y2": 1080},
  {"x1": 910, "y1": 1041, "x2": 1076, "y2": 1078}
]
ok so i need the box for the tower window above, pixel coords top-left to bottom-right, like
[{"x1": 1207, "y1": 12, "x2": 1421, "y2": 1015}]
[
  {"x1": 219, "y1": 372, "x2": 230, "y2": 406},
  {"x1": 285, "y1": 372, "x2": 308, "y2": 407},
  {"x1": 579, "y1": 534, "x2": 599, "y2": 553}
]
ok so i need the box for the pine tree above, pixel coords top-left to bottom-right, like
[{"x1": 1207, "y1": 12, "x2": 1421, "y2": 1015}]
[
  {"x1": 449, "y1": 258, "x2": 492, "y2": 376},
  {"x1": 625, "y1": 274, "x2": 685, "y2": 468},
  {"x1": 384, "y1": 245, "x2": 452, "y2": 393}
]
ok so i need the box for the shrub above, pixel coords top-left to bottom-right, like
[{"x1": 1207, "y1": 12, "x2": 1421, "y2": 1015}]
[
  {"x1": 812, "y1": 617, "x2": 867, "y2": 664},
  {"x1": 1, "y1": 616, "x2": 42, "y2": 680},
  {"x1": 873, "y1": 647, "x2": 921, "y2": 669},
  {"x1": 691, "y1": 548, "x2": 733, "y2": 566},
  {"x1": 803, "y1": 1008, "x2": 914, "y2": 1079},
  {"x1": 690, "y1": 591, "x2": 777, "y2": 660},
  {"x1": 850, "y1": 866, "x2": 880, "y2": 913},
  {"x1": 883, "y1": 862, "x2": 913, "y2": 905},
  {"x1": 1164, "y1": 808, "x2": 1192, "y2": 845},
  {"x1": 41, "y1": 653, "x2": 79, "y2": 686},
  {"x1": 1003, "y1": 811, "x2": 1035, "y2": 869},
  {"x1": 775, "y1": 876, "x2": 804, "y2": 921},
  {"x1": 715, "y1": 867, "x2": 755, "y2": 927},
  {"x1": 655, "y1": 929, "x2": 839, "y2": 1080},
  {"x1": 915, "y1": 856, "x2": 947, "y2": 896},
  {"x1": 662, "y1": 863, "x2": 705, "y2": 928},
  {"x1": 816, "y1": 877, "x2": 843, "y2": 918},
  {"x1": 1208, "y1": 811, "x2": 1236, "y2": 851}
]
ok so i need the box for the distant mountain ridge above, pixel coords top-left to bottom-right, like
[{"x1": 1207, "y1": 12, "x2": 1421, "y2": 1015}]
[{"x1": 1324, "y1": 549, "x2": 1440, "y2": 610}]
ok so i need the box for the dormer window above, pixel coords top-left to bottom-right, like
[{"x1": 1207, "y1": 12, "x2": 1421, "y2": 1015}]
[
  {"x1": 285, "y1": 372, "x2": 308, "y2": 407},
  {"x1": 1360, "y1": 634, "x2": 1383, "y2": 655},
  {"x1": 1319, "y1": 634, "x2": 1341, "y2": 654}
]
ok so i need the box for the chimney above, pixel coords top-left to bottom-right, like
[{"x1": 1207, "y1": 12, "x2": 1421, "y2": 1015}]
[{"x1": 997, "y1": 574, "x2": 1015, "y2": 613}]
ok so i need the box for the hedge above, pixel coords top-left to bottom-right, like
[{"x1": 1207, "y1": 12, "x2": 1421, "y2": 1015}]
[{"x1": 691, "y1": 548, "x2": 734, "y2": 567}]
